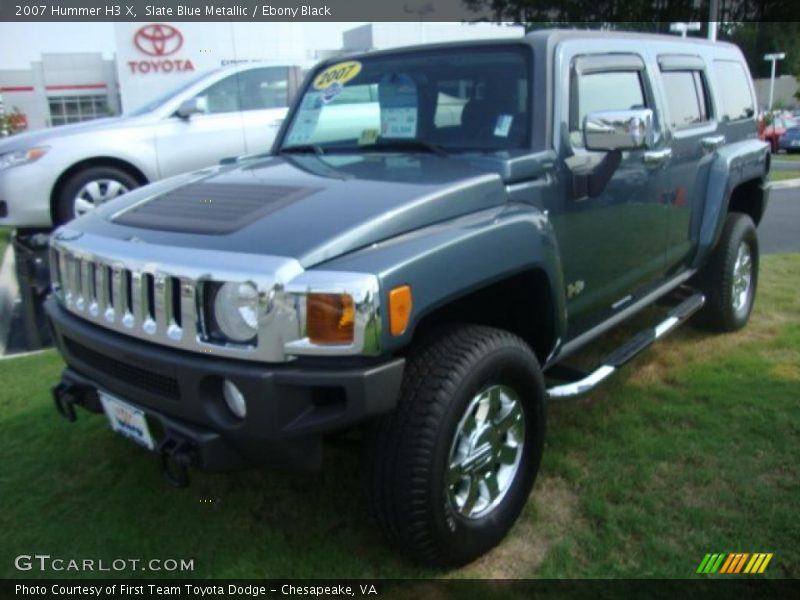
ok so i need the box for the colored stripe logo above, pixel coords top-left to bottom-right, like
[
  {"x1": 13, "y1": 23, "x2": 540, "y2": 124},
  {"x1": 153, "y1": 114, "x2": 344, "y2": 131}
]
[{"x1": 697, "y1": 553, "x2": 773, "y2": 574}]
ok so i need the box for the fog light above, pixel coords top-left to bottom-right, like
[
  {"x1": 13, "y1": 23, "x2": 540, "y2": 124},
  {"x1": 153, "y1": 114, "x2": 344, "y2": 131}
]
[{"x1": 223, "y1": 380, "x2": 247, "y2": 419}]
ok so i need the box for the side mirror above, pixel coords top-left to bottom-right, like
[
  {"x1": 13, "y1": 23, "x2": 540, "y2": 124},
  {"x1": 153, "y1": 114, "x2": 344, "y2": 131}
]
[
  {"x1": 583, "y1": 108, "x2": 654, "y2": 152},
  {"x1": 175, "y1": 97, "x2": 207, "y2": 119}
]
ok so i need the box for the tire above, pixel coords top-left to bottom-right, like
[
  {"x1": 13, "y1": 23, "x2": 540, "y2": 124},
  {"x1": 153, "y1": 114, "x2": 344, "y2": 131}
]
[
  {"x1": 364, "y1": 325, "x2": 547, "y2": 566},
  {"x1": 54, "y1": 166, "x2": 139, "y2": 225},
  {"x1": 694, "y1": 213, "x2": 759, "y2": 333}
]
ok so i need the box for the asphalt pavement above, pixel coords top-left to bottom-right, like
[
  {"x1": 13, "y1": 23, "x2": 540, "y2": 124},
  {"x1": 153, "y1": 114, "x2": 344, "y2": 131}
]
[{"x1": 760, "y1": 186, "x2": 800, "y2": 255}]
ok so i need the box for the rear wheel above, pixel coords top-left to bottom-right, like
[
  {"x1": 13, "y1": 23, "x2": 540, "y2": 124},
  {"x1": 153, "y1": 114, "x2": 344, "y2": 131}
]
[
  {"x1": 364, "y1": 325, "x2": 547, "y2": 566},
  {"x1": 694, "y1": 213, "x2": 759, "y2": 332},
  {"x1": 54, "y1": 166, "x2": 139, "y2": 225}
]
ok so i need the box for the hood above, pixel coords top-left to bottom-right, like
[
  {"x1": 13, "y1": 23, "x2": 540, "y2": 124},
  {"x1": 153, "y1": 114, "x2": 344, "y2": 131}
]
[
  {"x1": 0, "y1": 115, "x2": 153, "y2": 153},
  {"x1": 73, "y1": 153, "x2": 509, "y2": 267}
]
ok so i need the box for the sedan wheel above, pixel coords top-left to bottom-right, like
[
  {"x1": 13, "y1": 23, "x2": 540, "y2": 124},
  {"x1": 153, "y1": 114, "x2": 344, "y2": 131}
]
[{"x1": 73, "y1": 179, "x2": 130, "y2": 217}]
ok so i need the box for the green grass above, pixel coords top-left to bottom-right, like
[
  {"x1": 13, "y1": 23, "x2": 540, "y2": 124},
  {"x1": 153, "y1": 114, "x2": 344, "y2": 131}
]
[
  {"x1": 0, "y1": 227, "x2": 10, "y2": 261},
  {"x1": 769, "y1": 170, "x2": 800, "y2": 182},
  {"x1": 1, "y1": 256, "x2": 799, "y2": 579}
]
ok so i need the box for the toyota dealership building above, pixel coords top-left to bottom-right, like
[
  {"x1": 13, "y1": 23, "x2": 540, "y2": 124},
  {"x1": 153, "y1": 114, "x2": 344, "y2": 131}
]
[{"x1": 0, "y1": 22, "x2": 523, "y2": 132}]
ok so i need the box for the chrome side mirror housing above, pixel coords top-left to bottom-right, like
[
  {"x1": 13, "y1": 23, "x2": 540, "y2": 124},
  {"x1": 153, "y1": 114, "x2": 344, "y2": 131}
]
[{"x1": 583, "y1": 108, "x2": 655, "y2": 151}]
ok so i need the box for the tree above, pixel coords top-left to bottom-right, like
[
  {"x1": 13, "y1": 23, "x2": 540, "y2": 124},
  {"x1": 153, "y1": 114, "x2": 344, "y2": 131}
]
[{"x1": 461, "y1": 1, "x2": 800, "y2": 88}]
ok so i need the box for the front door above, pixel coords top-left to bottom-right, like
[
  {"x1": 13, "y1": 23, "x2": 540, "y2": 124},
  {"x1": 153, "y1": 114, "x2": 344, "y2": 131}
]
[
  {"x1": 155, "y1": 71, "x2": 248, "y2": 178},
  {"x1": 551, "y1": 53, "x2": 672, "y2": 336}
]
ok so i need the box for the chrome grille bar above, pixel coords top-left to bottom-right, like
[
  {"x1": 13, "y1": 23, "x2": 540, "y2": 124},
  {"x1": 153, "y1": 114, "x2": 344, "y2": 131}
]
[{"x1": 50, "y1": 231, "x2": 307, "y2": 363}]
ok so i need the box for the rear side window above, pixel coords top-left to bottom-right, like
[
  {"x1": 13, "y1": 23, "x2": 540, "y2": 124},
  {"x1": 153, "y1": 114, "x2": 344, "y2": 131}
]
[
  {"x1": 661, "y1": 71, "x2": 710, "y2": 129},
  {"x1": 712, "y1": 60, "x2": 755, "y2": 121}
]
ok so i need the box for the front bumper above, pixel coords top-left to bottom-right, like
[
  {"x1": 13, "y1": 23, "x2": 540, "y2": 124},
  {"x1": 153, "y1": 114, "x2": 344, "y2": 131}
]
[
  {"x1": 0, "y1": 162, "x2": 57, "y2": 228},
  {"x1": 46, "y1": 297, "x2": 404, "y2": 472}
]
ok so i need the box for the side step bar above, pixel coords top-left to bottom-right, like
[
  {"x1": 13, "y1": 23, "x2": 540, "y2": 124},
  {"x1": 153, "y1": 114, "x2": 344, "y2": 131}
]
[{"x1": 547, "y1": 291, "x2": 705, "y2": 399}]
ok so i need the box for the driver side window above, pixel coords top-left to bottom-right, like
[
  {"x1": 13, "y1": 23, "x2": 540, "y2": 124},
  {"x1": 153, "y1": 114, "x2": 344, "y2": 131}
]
[
  {"x1": 193, "y1": 68, "x2": 290, "y2": 115},
  {"x1": 570, "y1": 70, "x2": 646, "y2": 148},
  {"x1": 195, "y1": 74, "x2": 241, "y2": 114}
]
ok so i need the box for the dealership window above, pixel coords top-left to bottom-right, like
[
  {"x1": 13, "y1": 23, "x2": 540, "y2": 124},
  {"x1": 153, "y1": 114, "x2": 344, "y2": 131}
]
[
  {"x1": 49, "y1": 95, "x2": 111, "y2": 126},
  {"x1": 195, "y1": 67, "x2": 290, "y2": 114}
]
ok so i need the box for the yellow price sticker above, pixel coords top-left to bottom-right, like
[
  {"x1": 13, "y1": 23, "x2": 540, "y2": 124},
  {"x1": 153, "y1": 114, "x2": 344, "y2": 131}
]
[{"x1": 313, "y1": 61, "x2": 362, "y2": 90}]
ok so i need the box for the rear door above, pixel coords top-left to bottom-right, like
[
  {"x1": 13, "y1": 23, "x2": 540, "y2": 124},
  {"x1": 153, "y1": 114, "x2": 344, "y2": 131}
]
[{"x1": 656, "y1": 55, "x2": 719, "y2": 273}]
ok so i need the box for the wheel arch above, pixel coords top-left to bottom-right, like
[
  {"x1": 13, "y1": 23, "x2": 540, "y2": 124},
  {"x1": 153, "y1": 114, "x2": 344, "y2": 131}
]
[
  {"x1": 410, "y1": 267, "x2": 559, "y2": 364},
  {"x1": 50, "y1": 157, "x2": 149, "y2": 224}
]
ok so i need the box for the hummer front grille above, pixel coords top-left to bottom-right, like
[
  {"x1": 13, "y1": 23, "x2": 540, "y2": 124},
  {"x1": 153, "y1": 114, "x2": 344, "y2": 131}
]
[
  {"x1": 49, "y1": 231, "x2": 307, "y2": 363},
  {"x1": 49, "y1": 230, "x2": 382, "y2": 362},
  {"x1": 51, "y1": 246, "x2": 196, "y2": 348}
]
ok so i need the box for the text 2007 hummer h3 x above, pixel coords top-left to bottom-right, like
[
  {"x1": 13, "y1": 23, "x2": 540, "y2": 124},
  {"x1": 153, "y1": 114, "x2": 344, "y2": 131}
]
[{"x1": 47, "y1": 30, "x2": 769, "y2": 566}]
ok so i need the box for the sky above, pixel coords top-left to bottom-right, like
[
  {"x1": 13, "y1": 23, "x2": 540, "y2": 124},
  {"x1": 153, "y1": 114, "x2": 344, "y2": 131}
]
[{"x1": 0, "y1": 22, "x2": 365, "y2": 70}]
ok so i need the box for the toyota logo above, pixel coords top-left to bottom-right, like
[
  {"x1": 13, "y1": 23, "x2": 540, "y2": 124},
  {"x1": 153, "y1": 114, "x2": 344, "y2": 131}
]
[{"x1": 134, "y1": 24, "x2": 183, "y2": 57}]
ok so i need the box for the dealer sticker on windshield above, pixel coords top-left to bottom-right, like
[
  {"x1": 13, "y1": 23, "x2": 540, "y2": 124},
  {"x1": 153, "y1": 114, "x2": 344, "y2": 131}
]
[{"x1": 313, "y1": 60, "x2": 362, "y2": 90}]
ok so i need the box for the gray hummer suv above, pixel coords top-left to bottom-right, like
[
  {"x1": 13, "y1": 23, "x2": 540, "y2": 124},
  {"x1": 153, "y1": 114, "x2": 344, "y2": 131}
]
[{"x1": 46, "y1": 30, "x2": 769, "y2": 566}]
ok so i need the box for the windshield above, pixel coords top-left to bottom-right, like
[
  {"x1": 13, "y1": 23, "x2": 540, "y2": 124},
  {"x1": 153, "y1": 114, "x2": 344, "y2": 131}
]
[
  {"x1": 281, "y1": 46, "x2": 531, "y2": 153},
  {"x1": 125, "y1": 70, "x2": 218, "y2": 116}
]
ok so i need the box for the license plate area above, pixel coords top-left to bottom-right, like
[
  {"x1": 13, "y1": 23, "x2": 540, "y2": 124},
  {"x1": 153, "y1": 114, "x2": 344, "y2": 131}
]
[{"x1": 99, "y1": 391, "x2": 156, "y2": 451}]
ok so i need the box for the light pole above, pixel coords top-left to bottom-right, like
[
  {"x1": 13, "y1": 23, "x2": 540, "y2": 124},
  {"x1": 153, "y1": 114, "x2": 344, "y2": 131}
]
[
  {"x1": 708, "y1": 0, "x2": 719, "y2": 41},
  {"x1": 670, "y1": 22, "x2": 701, "y2": 38},
  {"x1": 764, "y1": 52, "x2": 786, "y2": 112}
]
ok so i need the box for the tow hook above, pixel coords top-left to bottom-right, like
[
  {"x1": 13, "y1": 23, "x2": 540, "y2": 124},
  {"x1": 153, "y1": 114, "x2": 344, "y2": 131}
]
[
  {"x1": 159, "y1": 435, "x2": 196, "y2": 488},
  {"x1": 52, "y1": 382, "x2": 82, "y2": 422}
]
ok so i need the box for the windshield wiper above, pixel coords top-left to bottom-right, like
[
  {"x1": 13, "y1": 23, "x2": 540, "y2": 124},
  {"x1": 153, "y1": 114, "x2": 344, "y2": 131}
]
[
  {"x1": 279, "y1": 144, "x2": 325, "y2": 156},
  {"x1": 359, "y1": 140, "x2": 448, "y2": 158}
]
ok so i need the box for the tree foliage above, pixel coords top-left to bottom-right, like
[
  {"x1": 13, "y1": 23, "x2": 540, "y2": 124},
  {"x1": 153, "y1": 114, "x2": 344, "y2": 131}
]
[{"x1": 462, "y1": 1, "x2": 800, "y2": 79}]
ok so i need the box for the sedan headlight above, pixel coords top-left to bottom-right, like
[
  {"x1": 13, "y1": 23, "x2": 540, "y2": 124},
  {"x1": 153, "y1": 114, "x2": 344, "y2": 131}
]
[
  {"x1": 212, "y1": 282, "x2": 259, "y2": 343},
  {"x1": 0, "y1": 147, "x2": 49, "y2": 171}
]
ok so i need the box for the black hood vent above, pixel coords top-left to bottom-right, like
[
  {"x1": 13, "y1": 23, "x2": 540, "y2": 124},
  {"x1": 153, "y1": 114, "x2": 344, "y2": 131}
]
[{"x1": 113, "y1": 182, "x2": 321, "y2": 235}]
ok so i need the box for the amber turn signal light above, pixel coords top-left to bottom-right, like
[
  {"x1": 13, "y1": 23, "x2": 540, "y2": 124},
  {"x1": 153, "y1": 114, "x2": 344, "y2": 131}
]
[
  {"x1": 389, "y1": 285, "x2": 412, "y2": 336},
  {"x1": 307, "y1": 293, "x2": 355, "y2": 344}
]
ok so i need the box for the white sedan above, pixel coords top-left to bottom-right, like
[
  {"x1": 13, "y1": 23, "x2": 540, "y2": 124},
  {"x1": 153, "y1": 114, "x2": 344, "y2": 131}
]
[{"x1": 0, "y1": 62, "x2": 307, "y2": 228}]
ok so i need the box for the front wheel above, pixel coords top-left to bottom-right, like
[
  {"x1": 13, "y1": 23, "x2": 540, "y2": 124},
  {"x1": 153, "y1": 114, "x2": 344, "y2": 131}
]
[
  {"x1": 694, "y1": 213, "x2": 759, "y2": 332},
  {"x1": 364, "y1": 325, "x2": 547, "y2": 566}
]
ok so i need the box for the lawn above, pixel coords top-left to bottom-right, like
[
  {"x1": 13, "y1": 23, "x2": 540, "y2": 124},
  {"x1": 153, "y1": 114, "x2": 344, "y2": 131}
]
[
  {"x1": 1, "y1": 255, "x2": 798, "y2": 580},
  {"x1": 769, "y1": 170, "x2": 800, "y2": 182},
  {"x1": 0, "y1": 227, "x2": 10, "y2": 262}
]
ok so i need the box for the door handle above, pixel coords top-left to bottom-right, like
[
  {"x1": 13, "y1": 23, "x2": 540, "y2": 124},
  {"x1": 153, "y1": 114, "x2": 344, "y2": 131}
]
[
  {"x1": 700, "y1": 135, "x2": 726, "y2": 152},
  {"x1": 642, "y1": 148, "x2": 672, "y2": 166},
  {"x1": 270, "y1": 119, "x2": 284, "y2": 128}
]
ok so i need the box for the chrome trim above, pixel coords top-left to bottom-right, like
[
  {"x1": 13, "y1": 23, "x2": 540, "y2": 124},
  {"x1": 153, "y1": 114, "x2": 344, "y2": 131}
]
[
  {"x1": 547, "y1": 365, "x2": 615, "y2": 399},
  {"x1": 284, "y1": 270, "x2": 382, "y2": 357},
  {"x1": 584, "y1": 108, "x2": 655, "y2": 151},
  {"x1": 50, "y1": 229, "x2": 382, "y2": 362}
]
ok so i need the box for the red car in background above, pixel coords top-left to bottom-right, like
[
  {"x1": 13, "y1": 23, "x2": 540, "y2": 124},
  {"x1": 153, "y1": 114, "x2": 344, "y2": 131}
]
[{"x1": 759, "y1": 115, "x2": 799, "y2": 152}]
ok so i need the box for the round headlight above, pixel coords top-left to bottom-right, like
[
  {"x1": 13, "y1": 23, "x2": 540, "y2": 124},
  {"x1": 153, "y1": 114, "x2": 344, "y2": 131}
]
[{"x1": 213, "y1": 282, "x2": 259, "y2": 342}]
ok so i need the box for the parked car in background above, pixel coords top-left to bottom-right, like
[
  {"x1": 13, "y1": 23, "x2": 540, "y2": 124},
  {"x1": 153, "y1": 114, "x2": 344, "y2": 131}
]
[
  {"x1": 0, "y1": 62, "x2": 307, "y2": 228},
  {"x1": 777, "y1": 123, "x2": 800, "y2": 152},
  {"x1": 760, "y1": 115, "x2": 799, "y2": 152}
]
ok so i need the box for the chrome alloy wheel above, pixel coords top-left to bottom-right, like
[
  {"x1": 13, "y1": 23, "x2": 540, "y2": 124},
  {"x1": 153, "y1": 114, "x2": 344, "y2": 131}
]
[
  {"x1": 446, "y1": 384, "x2": 525, "y2": 520},
  {"x1": 732, "y1": 241, "x2": 753, "y2": 314},
  {"x1": 73, "y1": 179, "x2": 130, "y2": 217}
]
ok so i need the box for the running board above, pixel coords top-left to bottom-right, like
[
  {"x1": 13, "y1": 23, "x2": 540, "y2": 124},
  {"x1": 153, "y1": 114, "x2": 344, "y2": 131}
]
[{"x1": 547, "y1": 291, "x2": 705, "y2": 399}]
